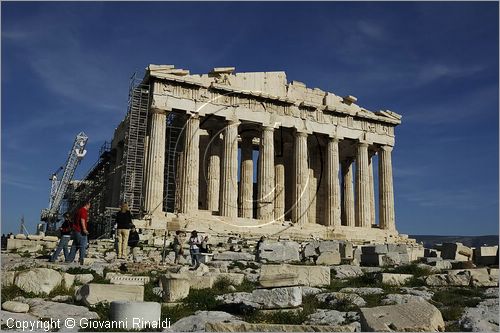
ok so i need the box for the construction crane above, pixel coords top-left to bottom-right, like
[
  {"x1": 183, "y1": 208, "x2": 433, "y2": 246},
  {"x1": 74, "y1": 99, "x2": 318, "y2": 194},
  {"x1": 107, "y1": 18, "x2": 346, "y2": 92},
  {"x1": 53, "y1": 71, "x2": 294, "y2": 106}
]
[{"x1": 41, "y1": 132, "x2": 88, "y2": 232}]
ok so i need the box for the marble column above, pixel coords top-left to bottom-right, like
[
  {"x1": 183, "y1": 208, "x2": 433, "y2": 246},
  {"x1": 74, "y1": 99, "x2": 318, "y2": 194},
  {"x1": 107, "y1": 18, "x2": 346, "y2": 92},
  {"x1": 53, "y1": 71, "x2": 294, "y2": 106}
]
[
  {"x1": 356, "y1": 142, "x2": 370, "y2": 228},
  {"x1": 239, "y1": 135, "x2": 253, "y2": 218},
  {"x1": 144, "y1": 109, "x2": 166, "y2": 215},
  {"x1": 292, "y1": 131, "x2": 309, "y2": 225},
  {"x1": 257, "y1": 126, "x2": 275, "y2": 220},
  {"x1": 274, "y1": 157, "x2": 285, "y2": 221},
  {"x1": 219, "y1": 120, "x2": 239, "y2": 217},
  {"x1": 325, "y1": 137, "x2": 341, "y2": 226},
  {"x1": 308, "y1": 149, "x2": 318, "y2": 224},
  {"x1": 179, "y1": 115, "x2": 200, "y2": 213},
  {"x1": 341, "y1": 158, "x2": 355, "y2": 227},
  {"x1": 379, "y1": 145, "x2": 396, "y2": 231},
  {"x1": 206, "y1": 132, "x2": 220, "y2": 213},
  {"x1": 368, "y1": 151, "x2": 376, "y2": 226}
]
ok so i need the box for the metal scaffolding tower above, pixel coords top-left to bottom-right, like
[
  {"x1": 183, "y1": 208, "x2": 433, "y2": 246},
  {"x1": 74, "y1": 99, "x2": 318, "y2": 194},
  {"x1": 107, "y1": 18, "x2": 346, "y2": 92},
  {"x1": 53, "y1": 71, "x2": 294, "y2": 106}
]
[{"x1": 120, "y1": 74, "x2": 150, "y2": 216}]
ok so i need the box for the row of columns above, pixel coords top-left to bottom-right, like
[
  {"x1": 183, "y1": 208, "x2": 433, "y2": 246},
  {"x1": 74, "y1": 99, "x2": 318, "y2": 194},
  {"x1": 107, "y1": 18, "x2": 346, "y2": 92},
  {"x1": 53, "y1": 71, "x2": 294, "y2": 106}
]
[{"x1": 143, "y1": 112, "x2": 396, "y2": 231}]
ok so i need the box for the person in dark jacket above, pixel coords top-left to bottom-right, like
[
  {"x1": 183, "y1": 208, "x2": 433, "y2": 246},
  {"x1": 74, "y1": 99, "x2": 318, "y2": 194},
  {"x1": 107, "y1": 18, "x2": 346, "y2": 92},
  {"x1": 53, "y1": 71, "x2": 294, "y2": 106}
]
[
  {"x1": 49, "y1": 212, "x2": 72, "y2": 262},
  {"x1": 115, "y1": 203, "x2": 133, "y2": 259}
]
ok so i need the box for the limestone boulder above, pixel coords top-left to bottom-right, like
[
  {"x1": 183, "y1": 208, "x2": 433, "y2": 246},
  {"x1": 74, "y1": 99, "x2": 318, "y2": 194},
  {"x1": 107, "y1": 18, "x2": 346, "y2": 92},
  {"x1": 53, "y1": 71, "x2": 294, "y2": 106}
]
[
  {"x1": 259, "y1": 273, "x2": 298, "y2": 288},
  {"x1": 2, "y1": 271, "x2": 16, "y2": 287},
  {"x1": 217, "y1": 287, "x2": 302, "y2": 309},
  {"x1": 425, "y1": 274, "x2": 449, "y2": 287},
  {"x1": 74, "y1": 274, "x2": 94, "y2": 285},
  {"x1": 168, "y1": 311, "x2": 246, "y2": 332},
  {"x1": 258, "y1": 241, "x2": 300, "y2": 263},
  {"x1": 302, "y1": 287, "x2": 324, "y2": 297},
  {"x1": 24, "y1": 298, "x2": 98, "y2": 330},
  {"x1": 250, "y1": 286, "x2": 302, "y2": 309},
  {"x1": 260, "y1": 264, "x2": 330, "y2": 287},
  {"x1": 378, "y1": 273, "x2": 413, "y2": 286},
  {"x1": 316, "y1": 292, "x2": 366, "y2": 307},
  {"x1": 447, "y1": 269, "x2": 471, "y2": 286},
  {"x1": 75, "y1": 283, "x2": 144, "y2": 306},
  {"x1": 381, "y1": 293, "x2": 427, "y2": 305},
  {"x1": 204, "y1": 322, "x2": 358, "y2": 332},
  {"x1": 316, "y1": 252, "x2": 341, "y2": 265},
  {"x1": 360, "y1": 300, "x2": 445, "y2": 332},
  {"x1": 305, "y1": 309, "x2": 359, "y2": 326},
  {"x1": 339, "y1": 287, "x2": 384, "y2": 295},
  {"x1": 2, "y1": 301, "x2": 29, "y2": 313},
  {"x1": 331, "y1": 265, "x2": 364, "y2": 279},
  {"x1": 213, "y1": 251, "x2": 255, "y2": 261},
  {"x1": 400, "y1": 287, "x2": 434, "y2": 300},
  {"x1": 469, "y1": 268, "x2": 497, "y2": 287},
  {"x1": 460, "y1": 298, "x2": 499, "y2": 332},
  {"x1": 15, "y1": 268, "x2": 62, "y2": 295}
]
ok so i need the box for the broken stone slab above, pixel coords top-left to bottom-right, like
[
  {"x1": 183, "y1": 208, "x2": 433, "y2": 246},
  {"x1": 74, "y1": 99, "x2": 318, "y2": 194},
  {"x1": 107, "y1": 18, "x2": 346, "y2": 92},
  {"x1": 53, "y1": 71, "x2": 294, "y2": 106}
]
[
  {"x1": 318, "y1": 240, "x2": 341, "y2": 254},
  {"x1": 259, "y1": 273, "x2": 299, "y2": 288},
  {"x1": 217, "y1": 286, "x2": 302, "y2": 309},
  {"x1": 108, "y1": 273, "x2": 151, "y2": 286},
  {"x1": 316, "y1": 292, "x2": 366, "y2": 307},
  {"x1": 15, "y1": 268, "x2": 62, "y2": 295},
  {"x1": 377, "y1": 273, "x2": 413, "y2": 286},
  {"x1": 302, "y1": 287, "x2": 324, "y2": 297},
  {"x1": 51, "y1": 295, "x2": 73, "y2": 302},
  {"x1": 305, "y1": 309, "x2": 359, "y2": 326},
  {"x1": 399, "y1": 287, "x2": 434, "y2": 300},
  {"x1": 74, "y1": 273, "x2": 94, "y2": 285},
  {"x1": 110, "y1": 301, "x2": 161, "y2": 330},
  {"x1": 2, "y1": 271, "x2": 16, "y2": 287},
  {"x1": 160, "y1": 274, "x2": 191, "y2": 302},
  {"x1": 469, "y1": 268, "x2": 497, "y2": 287},
  {"x1": 217, "y1": 273, "x2": 245, "y2": 286},
  {"x1": 204, "y1": 322, "x2": 357, "y2": 332},
  {"x1": 459, "y1": 298, "x2": 499, "y2": 332},
  {"x1": 23, "y1": 298, "x2": 99, "y2": 330},
  {"x1": 75, "y1": 283, "x2": 144, "y2": 306},
  {"x1": 447, "y1": 269, "x2": 472, "y2": 286},
  {"x1": 258, "y1": 241, "x2": 300, "y2": 263},
  {"x1": 387, "y1": 244, "x2": 409, "y2": 254},
  {"x1": 331, "y1": 265, "x2": 364, "y2": 279},
  {"x1": 360, "y1": 300, "x2": 445, "y2": 332},
  {"x1": 190, "y1": 275, "x2": 215, "y2": 290},
  {"x1": 2, "y1": 301, "x2": 29, "y2": 313},
  {"x1": 441, "y1": 242, "x2": 473, "y2": 261},
  {"x1": 339, "y1": 287, "x2": 384, "y2": 296},
  {"x1": 339, "y1": 242, "x2": 354, "y2": 259},
  {"x1": 213, "y1": 252, "x2": 255, "y2": 261},
  {"x1": 362, "y1": 244, "x2": 388, "y2": 255},
  {"x1": 489, "y1": 268, "x2": 499, "y2": 284},
  {"x1": 168, "y1": 310, "x2": 246, "y2": 332},
  {"x1": 473, "y1": 246, "x2": 499, "y2": 266},
  {"x1": 381, "y1": 293, "x2": 427, "y2": 305},
  {"x1": 260, "y1": 264, "x2": 330, "y2": 287},
  {"x1": 316, "y1": 252, "x2": 341, "y2": 265}
]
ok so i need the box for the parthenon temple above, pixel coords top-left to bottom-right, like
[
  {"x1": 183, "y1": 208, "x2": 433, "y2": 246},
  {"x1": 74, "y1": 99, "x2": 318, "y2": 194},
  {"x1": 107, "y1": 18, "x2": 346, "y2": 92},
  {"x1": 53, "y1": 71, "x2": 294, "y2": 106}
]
[{"x1": 73, "y1": 65, "x2": 406, "y2": 243}]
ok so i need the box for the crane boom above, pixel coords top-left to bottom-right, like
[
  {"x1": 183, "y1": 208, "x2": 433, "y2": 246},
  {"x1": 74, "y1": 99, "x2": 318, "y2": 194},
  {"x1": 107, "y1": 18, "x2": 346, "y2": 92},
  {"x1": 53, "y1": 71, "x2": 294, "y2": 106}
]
[{"x1": 41, "y1": 132, "x2": 88, "y2": 231}]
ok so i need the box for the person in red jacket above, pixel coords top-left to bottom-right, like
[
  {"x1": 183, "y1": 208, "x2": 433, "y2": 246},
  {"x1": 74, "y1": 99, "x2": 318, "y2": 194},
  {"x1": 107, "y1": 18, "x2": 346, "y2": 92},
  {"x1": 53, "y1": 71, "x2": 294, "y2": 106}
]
[{"x1": 66, "y1": 202, "x2": 90, "y2": 265}]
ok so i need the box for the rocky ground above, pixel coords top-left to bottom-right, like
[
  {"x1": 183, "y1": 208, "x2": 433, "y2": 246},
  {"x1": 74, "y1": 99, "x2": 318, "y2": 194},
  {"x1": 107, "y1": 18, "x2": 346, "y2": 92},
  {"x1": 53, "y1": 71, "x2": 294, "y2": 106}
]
[{"x1": 1, "y1": 235, "x2": 498, "y2": 332}]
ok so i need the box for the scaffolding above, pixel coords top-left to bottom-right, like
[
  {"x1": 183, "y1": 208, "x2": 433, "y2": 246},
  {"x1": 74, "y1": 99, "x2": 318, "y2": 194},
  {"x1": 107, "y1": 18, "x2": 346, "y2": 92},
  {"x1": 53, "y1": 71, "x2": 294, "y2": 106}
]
[
  {"x1": 163, "y1": 112, "x2": 186, "y2": 213},
  {"x1": 120, "y1": 74, "x2": 150, "y2": 216}
]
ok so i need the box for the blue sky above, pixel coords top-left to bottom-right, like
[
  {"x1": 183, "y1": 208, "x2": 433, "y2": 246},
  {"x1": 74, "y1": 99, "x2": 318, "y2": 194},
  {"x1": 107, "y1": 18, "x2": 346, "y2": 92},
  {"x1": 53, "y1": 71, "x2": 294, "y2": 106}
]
[{"x1": 2, "y1": 2, "x2": 498, "y2": 236}]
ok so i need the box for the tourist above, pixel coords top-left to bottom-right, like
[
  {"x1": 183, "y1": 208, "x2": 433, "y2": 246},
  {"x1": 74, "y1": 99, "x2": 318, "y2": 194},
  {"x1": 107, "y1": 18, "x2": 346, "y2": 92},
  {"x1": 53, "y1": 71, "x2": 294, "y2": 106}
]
[
  {"x1": 128, "y1": 225, "x2": 140, "y2": 262},
  {"x1": 188, "y1": 230, "x2": 202, "y2": 269},
  {"x1": 115, "y1": 203, "x2": 133, "y2": 259},
  {"x1": 172, "y1": 230, "x2": 184, "y2": 264},
  {"x1": 200, "y1": 235, "x2": 211, "y2": 254},
  {"x1": 66, "y1": 202, "x2": 90, "y2": 265},
  {"x1": 49, "y1": 212, "x2": 72, "y2": 262}
]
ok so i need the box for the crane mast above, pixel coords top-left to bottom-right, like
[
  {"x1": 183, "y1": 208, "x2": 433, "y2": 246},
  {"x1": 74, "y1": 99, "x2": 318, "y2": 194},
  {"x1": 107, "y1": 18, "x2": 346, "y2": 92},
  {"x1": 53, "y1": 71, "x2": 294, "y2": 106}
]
[{"x1": 41, "y1": 132, "x2": 88, "y2": 232}]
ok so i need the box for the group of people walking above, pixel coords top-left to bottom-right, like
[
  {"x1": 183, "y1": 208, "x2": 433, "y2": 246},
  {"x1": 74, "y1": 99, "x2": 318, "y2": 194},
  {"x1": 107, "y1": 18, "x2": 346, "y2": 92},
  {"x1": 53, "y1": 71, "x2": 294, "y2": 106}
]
[
  {"x1": 50, "y1": 202, "x2": 139, "y2": 264},
  {"x1": 49, "y1": 202, "x2": 211, "y2": 268}
]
